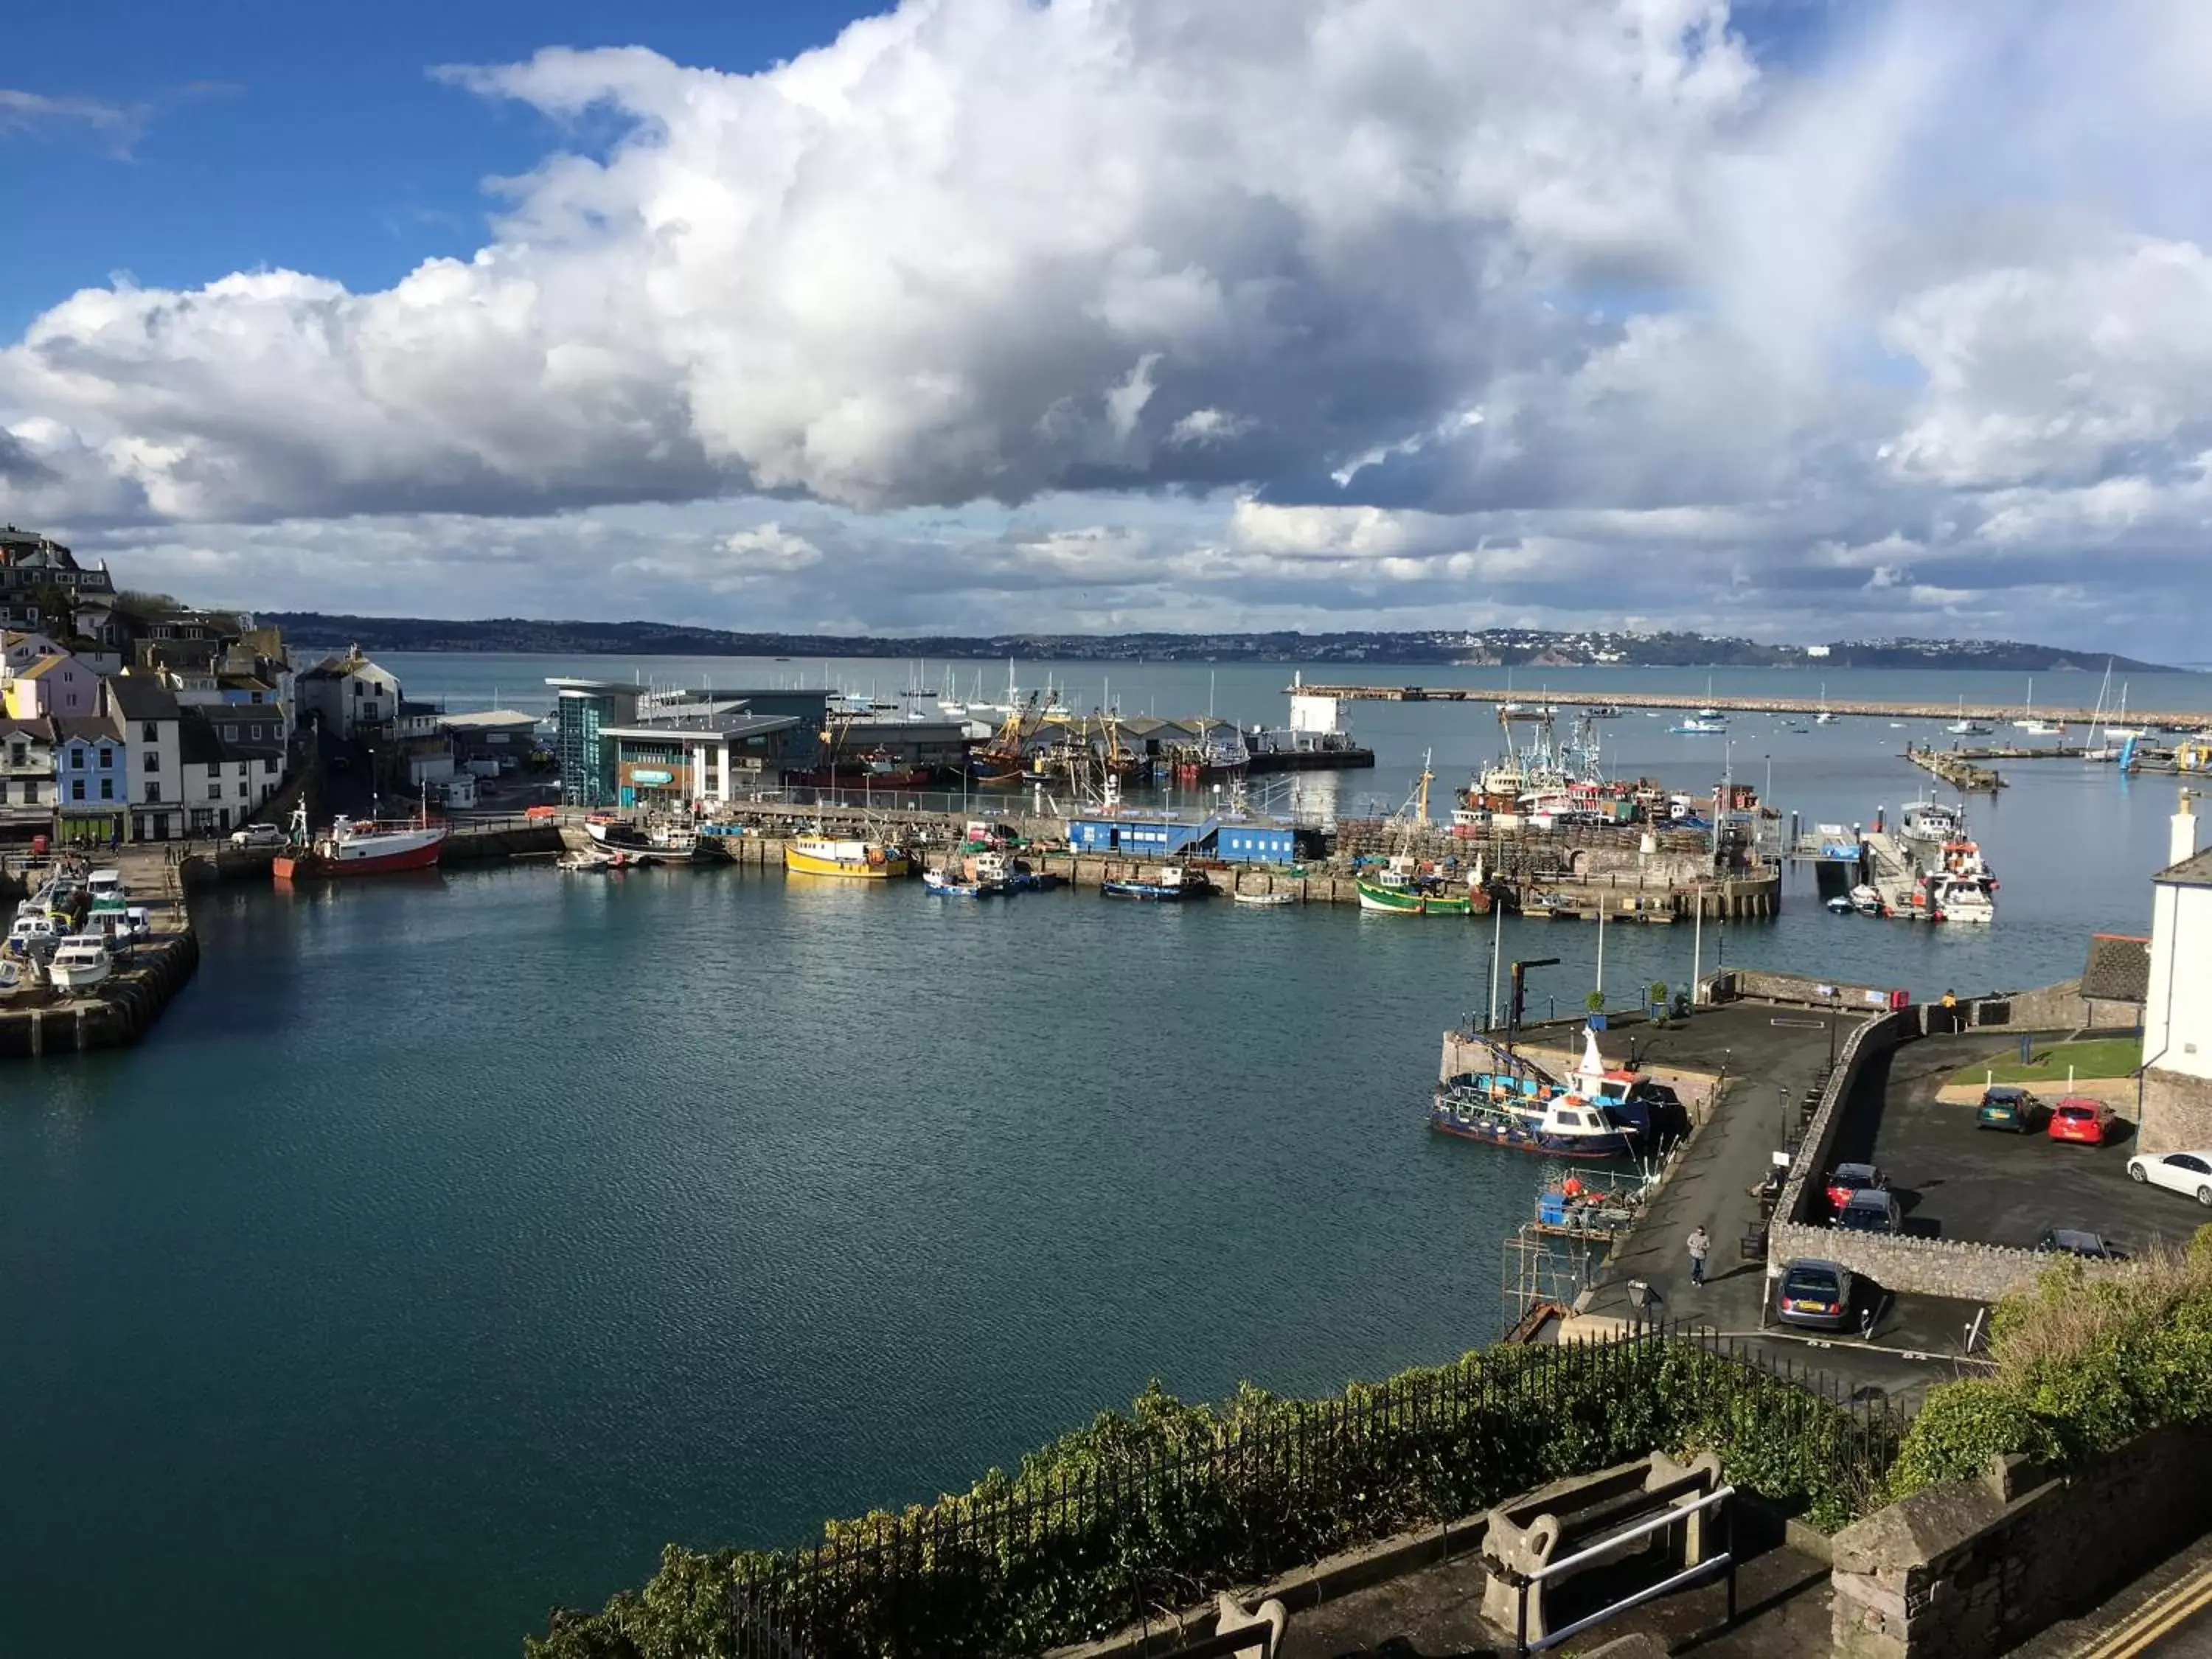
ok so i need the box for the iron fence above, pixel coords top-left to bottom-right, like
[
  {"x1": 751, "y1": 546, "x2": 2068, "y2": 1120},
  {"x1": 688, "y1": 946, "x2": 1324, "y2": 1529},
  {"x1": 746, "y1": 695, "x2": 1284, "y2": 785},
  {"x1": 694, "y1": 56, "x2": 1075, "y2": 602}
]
[{"x1": 699, "y1": 1324, "x2": 1898, "y2": 1659}]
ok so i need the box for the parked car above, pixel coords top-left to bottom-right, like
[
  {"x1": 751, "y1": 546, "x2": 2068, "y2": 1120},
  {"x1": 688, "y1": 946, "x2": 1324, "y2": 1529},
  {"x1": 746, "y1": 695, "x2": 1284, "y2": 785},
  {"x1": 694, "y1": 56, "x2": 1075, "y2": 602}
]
[
  {"x1": 2126, "y1": 1150, "x2": 2212, "y2": 1206},
  {"x1": 1835, "y1": 1189, "x2": 1903, "y2": 1234},
  {"x1": 2035, "y1": 1228, "x2": 2126, "y2": 1260},
  {"x1": 1775, "y1": 1259, "x2": 1857, "y2": 1330},
  {"x1": 1825, "y1": 1162, "x2": 1886, "y2": 1214},
  {"x1": 1976, "y1": 1086, "x2": 2045, "y2": 1133},
  {"x1": 2048, "y1": 1097, "x2": 2115, "y2": 1147},
  {"x1": 230, "y1": 823, "x2": 286, "y2": 849}
]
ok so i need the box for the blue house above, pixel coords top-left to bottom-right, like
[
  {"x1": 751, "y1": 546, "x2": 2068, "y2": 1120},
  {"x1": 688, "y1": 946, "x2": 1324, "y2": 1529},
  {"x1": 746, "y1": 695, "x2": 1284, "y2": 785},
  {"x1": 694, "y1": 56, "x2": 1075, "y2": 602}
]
[{"x1": 53, "y1": 716, "x2": 127, "y2": 841}]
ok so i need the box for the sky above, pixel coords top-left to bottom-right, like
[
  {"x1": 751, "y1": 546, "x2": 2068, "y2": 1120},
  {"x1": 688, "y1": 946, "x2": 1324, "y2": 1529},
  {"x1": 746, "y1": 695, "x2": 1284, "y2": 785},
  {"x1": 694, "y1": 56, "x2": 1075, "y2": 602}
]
[{"x1": 3, "y1": 0, "x2": 2210, "y2": 655}]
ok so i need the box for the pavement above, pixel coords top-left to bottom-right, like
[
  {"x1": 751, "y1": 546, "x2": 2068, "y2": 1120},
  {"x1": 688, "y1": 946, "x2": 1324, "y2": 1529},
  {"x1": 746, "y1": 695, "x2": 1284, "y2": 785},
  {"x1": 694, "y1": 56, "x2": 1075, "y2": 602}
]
[
  {"x1": 2015, "y1": 1527, "x2": 2212, "y2": 1658},
  {"x1": 1571, "y1": 1004, "x2": 1984, "y2": 1405},
  {"x1": 1834, "y1": 1032, "x2": 2196, "y2": 1257},
  {"x1": 1277, "y1": 1513, "x2": 1831, "y2": 1658}
]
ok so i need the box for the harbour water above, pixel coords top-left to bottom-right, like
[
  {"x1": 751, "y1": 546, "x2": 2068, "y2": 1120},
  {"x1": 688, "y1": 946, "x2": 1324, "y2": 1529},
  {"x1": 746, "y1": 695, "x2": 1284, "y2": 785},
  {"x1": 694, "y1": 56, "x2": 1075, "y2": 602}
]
[{"x1": 4, "y1": 656, "x2": 2206, "y2": 1658}]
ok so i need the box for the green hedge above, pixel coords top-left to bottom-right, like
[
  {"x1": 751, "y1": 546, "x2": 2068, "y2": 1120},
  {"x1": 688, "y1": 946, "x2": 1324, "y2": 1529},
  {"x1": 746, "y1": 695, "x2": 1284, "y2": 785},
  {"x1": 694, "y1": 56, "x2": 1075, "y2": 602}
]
[
  {"x1": 1888, "y1": 1225, "x2": 2212, "y2": 1499},
  {"x1": 527, "y1": 1333, "x2": 1893, "y2": 1659}
]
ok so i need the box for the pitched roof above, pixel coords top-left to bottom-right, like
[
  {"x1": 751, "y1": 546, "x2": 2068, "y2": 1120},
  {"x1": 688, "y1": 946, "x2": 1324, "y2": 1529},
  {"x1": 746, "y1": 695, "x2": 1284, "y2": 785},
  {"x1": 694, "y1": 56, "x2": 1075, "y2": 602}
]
[
  {"x1": 52, "y1": 717, "x2": 115, "y2": 745},
  {"x1": 176, "y1": 709, "x2": 226, "y2": 768},
  {"x1": 105, "y1": 677, "x2": 182, "y2": 721},
  {"x1": 2154, "y1": 847, "x2": 2212, "y2": 888},
  {"x1": 2081, "y1": 933, "x2": 2152, "y2": 1005},
  {"x1": 14, "y1": 652, "x2": 75, "y2": 678}
]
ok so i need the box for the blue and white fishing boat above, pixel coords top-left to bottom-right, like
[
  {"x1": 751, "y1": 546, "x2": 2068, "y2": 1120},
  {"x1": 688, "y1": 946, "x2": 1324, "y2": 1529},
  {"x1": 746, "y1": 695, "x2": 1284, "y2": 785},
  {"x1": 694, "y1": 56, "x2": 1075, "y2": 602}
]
[{"x1": 1430, "y1": 1028, "x2": 1649, "y2": 1159}]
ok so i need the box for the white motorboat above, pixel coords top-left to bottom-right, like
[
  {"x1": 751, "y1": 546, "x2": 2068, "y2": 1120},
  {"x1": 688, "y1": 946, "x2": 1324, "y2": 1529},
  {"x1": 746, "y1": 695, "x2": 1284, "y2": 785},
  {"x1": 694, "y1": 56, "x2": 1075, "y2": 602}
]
[
  {"x1": 1233, "y1": 890, "x2": 1296, "y2": 906},
  {"x1": 1850, "y1": 884, "x2": 1883, "y2": 916},
  {"x1": 7, "y1": 914, "x2": 58, "y2": 946},
  {"x1": 1901, "y1": 799, "x2": 1964, "y2": 844},
  {"x1": 47, "y1": 934, "x2": 112, "y2": 992},
  {"x1": 87, "y1": 867, "x2": 126, "y2": 903},
  {"x1": 1933, "y1": 873, "x2": 1995, "y2": 924},
  {"x1": 1815, "y1": 684, "x2": 1838, "y2": 725}
]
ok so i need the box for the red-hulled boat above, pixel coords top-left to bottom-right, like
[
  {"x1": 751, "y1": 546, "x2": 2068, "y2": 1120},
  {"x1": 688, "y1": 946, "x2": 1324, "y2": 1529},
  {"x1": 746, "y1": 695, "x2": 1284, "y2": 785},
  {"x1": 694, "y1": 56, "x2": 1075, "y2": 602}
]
[
  {"x1": 783, "y1": 754, "x2": 935, "y2": 790},
  {"x1": 272, "y1": 803, "x2": 448, "y2": 880}
]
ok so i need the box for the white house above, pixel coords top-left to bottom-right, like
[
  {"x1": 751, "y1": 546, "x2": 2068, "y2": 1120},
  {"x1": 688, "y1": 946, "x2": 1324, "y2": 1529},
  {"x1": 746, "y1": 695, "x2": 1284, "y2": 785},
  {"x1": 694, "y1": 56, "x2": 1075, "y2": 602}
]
[
  {"x1": 2142, "y1": 791, "x2": 2212, "y2": 1150},
  {"x1": 178, "y1": 709, "x2": 282, "y2": 834},
  {"x1": 296, "y1": 647, "x2": 403, "y2": 741},
  {"x1": 0, "y1": 715, "x2": 57, "y2": 830},
  {"x1": 105, "y1": 675, "x2": 186, "y2": 841}
]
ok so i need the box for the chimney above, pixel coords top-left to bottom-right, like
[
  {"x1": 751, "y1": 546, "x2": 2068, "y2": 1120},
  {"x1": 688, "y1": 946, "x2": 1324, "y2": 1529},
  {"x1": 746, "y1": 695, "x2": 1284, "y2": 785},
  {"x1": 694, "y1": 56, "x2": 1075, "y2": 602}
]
[{"x1": 2175, "y1": 789, "x2": 2202, "y2": 868}]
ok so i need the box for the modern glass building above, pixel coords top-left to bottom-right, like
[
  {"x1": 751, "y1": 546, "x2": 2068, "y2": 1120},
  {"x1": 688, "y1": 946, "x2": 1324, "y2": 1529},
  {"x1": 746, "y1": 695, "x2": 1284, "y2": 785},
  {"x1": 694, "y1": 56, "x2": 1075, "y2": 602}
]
[{"x1": 546, "y1": 679, "x2": 643, "y2": 807}]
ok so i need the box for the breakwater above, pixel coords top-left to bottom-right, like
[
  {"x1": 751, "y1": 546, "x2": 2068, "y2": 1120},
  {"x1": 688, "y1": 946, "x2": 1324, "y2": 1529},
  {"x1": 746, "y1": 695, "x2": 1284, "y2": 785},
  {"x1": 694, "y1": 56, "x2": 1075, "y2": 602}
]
[{"x1": 1287, "y1": 683, "x2": 2212, "y2": 729}]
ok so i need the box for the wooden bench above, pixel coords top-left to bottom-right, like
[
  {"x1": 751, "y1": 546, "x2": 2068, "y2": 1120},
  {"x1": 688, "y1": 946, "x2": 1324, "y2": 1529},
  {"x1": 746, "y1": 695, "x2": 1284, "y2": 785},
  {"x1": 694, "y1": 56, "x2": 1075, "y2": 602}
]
[{"x1": 1479, "y1": 1450, "x2": 1723, "y2": 1647}]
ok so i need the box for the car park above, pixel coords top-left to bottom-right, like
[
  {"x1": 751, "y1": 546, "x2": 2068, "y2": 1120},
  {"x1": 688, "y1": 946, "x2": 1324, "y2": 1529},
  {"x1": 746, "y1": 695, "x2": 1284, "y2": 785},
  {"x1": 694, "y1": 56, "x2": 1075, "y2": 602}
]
[
  {"x1": 2035, "y1": 1228, "x2": 2126, "y2": 1259},
  {"x1": 1835, "y1": 1189, "x2": 1902, "y2": 1233},
  {"x1": 2126, "y1": 1151, "x2": 2212, "y2": 1206},
  {"x1": 2048, "y1": 1097, "x2": 2115, "y2": 1147},
  {"x1": 1774, "y1": 1259, "x2": 1857, "y2": 1329},
  {"x1": 1976, "y1": 1086, "x2": 2045, "y2": 1133},
  {"x1": 1825, "y1": 1161, "x2": 1886, "y2": 1213}
]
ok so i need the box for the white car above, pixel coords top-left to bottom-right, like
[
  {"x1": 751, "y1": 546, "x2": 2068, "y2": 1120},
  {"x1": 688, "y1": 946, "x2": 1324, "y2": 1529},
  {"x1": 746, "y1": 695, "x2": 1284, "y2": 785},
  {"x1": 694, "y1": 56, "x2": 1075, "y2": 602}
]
[
  {"x1": 2126, "y1": 1150, "x2": 2212, "y2": 1206},
  {"x1": 231, "y1": 823, "x2": 287, "y2": 849}
]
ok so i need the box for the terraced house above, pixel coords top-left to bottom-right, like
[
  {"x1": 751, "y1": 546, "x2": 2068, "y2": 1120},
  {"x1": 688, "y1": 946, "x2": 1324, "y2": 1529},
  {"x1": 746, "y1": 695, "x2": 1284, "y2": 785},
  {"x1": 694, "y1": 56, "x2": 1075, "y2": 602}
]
[
  {"x1": 52, "y1": 717, "x2": 127, "y2": 844},
  {"x1": 0, "y1": 717, "x2": 56, "y2": 832}
]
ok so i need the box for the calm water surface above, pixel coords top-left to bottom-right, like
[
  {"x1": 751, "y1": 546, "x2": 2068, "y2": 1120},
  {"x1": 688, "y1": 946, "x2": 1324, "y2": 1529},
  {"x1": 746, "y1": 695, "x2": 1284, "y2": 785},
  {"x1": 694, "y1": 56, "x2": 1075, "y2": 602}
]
[{"x1": 3, "y1": 658, "x2": 2203, "y2": 1657}]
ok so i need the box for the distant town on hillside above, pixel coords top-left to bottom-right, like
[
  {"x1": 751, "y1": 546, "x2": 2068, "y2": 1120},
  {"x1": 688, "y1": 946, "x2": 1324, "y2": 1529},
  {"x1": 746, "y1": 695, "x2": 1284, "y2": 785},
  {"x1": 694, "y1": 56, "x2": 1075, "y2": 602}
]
[{"x1": 259, "y1": 614, "x2": 2180, "y2": 674}]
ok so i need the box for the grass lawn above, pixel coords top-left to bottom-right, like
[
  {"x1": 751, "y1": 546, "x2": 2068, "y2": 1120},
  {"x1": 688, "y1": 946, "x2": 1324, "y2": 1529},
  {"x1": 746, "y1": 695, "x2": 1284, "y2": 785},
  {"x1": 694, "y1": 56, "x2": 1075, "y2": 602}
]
[{"x1": 1951, "y1": 1035, "x2": 2141, "y2": 1088}]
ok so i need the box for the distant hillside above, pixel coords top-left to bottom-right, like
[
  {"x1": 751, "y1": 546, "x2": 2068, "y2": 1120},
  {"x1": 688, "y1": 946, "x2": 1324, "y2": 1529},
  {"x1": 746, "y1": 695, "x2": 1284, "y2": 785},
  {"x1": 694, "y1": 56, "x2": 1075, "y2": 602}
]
[{"x1": 262, "y1": 613, "x2": 2180, "y2": 673}]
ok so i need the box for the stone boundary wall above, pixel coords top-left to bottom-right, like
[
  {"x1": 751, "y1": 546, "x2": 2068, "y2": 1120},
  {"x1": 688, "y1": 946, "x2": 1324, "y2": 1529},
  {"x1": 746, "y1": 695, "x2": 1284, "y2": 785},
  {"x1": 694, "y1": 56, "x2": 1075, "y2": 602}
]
[
  {"x1": 1714, "y1": 968, "x2": 1904, "y2": 1011},
  {"x1": 1832, "y1": 1430, "x2": 2212, "y2": 1658},
  {"x1": 1980, "y1": 976, "x2": 2141, "y2": 1033},
  {"x1": 2143, "y1": 1066, "x2": 2212, "y2": 1155}
]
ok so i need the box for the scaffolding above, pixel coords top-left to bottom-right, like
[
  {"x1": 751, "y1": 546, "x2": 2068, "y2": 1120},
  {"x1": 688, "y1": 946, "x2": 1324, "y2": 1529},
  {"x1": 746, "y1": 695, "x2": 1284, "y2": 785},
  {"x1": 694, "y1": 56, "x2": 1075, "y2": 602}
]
[{"x1": 1500, "y1": 1222, "x2": 1604, "y2": 1332}]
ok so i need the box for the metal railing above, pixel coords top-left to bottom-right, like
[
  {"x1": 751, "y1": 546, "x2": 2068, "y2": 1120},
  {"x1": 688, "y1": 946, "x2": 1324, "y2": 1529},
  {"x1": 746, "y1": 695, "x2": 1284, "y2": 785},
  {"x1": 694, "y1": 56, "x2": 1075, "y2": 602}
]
[
  {"x1": 1511, "y1": 1484, "x2": 1735, "y2": 1657},
  {"x1": 674, "y1": 1324, "x2": 1895, "y2": 1659}
]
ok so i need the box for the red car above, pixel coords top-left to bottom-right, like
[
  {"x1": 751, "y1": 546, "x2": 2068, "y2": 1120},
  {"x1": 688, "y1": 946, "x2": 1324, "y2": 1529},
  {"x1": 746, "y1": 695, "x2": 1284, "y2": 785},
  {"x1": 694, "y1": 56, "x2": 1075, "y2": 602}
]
[{"x1": 2049, "y1": 1097, "x2": 2114, "y2": 1147}]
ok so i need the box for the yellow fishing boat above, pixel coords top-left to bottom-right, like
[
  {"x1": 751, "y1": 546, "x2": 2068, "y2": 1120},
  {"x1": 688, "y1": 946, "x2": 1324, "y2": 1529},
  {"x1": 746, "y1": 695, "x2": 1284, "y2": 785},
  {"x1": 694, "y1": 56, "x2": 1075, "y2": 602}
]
[{"x1": 783, "y1": 836, "x2": 911, "y2": 879}]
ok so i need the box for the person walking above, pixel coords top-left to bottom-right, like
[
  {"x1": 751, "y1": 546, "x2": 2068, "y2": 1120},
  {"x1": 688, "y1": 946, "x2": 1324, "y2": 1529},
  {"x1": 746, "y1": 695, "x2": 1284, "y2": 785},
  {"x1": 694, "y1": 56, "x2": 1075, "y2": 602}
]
[{"x1": 1686, "y1": 1225, "x2": 1711, "y2": 1288}]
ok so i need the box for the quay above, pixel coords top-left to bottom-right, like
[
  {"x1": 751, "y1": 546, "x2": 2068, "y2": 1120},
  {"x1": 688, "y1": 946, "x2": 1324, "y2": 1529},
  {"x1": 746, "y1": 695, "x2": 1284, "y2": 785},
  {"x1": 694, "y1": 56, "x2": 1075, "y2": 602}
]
[
  {"x1": 0, "y1": 844, "x2": 200, "y2": 1059},
  {"x1": 1903, "y1": 743, "x2": 2004, "y2": 792},
  {"x1": 1284, "y1": 683, "x2": 2211, "y2": 729}
]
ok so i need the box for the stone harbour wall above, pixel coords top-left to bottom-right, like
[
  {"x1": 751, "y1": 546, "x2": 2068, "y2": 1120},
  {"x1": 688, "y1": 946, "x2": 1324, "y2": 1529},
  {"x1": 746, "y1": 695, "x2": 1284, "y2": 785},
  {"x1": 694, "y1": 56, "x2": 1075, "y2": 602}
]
[
  {"x1": 1832, "y1": 1431, "x2": 2212, "y2": 1659},
  {"x1": 1764, "y1": 1220, "x2": 2056, "y2": 1304}
]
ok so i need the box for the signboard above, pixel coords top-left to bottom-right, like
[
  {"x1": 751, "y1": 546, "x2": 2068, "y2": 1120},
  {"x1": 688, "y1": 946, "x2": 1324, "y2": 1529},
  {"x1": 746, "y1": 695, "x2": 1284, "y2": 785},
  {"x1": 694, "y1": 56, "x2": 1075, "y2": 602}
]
[{"x1": 630, "y1": 768, "x2": 675, "y2": 786}]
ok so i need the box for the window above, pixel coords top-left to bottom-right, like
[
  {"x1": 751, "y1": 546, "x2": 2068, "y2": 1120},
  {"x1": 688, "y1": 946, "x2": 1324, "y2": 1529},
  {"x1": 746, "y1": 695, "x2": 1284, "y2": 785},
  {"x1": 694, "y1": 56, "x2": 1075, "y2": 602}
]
[
  {"x1": 145, "y1": 752, "x2": 159, "y2": 772},
  {"x1": 142, "y1": 722, "x2": 158, "y2": 743},
  {"x1": 71, "y1": 748, "x2": 85, "y2": 771},
  {"x1": 100, "y1": 778, "x2": 113, "y2": 801},
  {"x1": 207, "y1": 782, "x2": 221, "y2": 801},
  {"x1": 7, "y1": 742, "x2": 21, "y2": 765},
  {"x1": 264, "y1": 757, "x2": 278, "y2": 774},
  {"x1": 237, "y1": 782, "x2": 248, "y2": 799},
  {"x1": 146, "y1": 782, "x2": 161, "y2": 803},
  {"x1": 98, "y1": 746, "x2": 113, "y2": 768},
  {"x1": 70, "y1": 778, "x2": 83, "y2": 801}
]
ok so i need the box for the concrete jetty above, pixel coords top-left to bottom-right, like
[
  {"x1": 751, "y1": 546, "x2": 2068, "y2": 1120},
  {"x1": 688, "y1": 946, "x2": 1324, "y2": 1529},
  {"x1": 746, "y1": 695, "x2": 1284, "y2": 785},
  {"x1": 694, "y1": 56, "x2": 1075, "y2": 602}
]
[
  {"x1": 0, "y1": 844, "x2": 201, "y2": 1059},
  {"x1": 1904, "y1": 745, "x2": 2005, "y2": 792}
]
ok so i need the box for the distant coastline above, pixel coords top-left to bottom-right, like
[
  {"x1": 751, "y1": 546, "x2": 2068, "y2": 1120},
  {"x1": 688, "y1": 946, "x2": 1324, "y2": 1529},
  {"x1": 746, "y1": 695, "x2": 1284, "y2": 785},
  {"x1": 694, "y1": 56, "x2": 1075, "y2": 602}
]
[{"x1": 261, "y1": 613, "x2": 2180, "y2": 675}]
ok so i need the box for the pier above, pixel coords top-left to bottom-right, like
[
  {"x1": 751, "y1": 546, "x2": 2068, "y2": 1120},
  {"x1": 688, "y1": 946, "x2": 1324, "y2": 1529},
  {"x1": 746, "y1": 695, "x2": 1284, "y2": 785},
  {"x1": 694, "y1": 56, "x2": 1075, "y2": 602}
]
[
  {"x1": 0, "y1": 845, "x2": 201, "y2": 1059},
  {"x1": 1904, "y1": 745, "x2": 2005, "y2": 792},
  {"x1": 1284, "y1": 683, "x2": 2211, "y2": 729}
]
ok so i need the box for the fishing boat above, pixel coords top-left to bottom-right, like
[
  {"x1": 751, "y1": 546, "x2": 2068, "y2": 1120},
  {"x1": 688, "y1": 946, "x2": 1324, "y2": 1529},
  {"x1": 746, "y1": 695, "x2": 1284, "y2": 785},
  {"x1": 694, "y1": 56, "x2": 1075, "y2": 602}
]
[
  {"x1": 784, "y1": 752, "x2": 936, "y2": 790},
  {"x1": 273, "y1": 802, "x2": 448, "y2": 880},
  {"x1": 1430, "y1": 1029, "x2": 1649, "y2": 1159},
  {"x1": 46, "y1": 933, "x2": 112, "y2": 992},
  {"x1": 1899, "y1": 799, "x2": 1964, "y2": 846},
  {"x1": 925, "y1": 849, "x2": 1011, "y2": 896},
  {"x1": 1356, "y1": 857, "x2": 1473, "y2": 914},
  {"x1": 1101, "y1": 864, "x2": 1211, "y2": 900},
  {"x1": 1233, "y1": 890, "x2": 1295, "y2": 906},
  {"x1": 784, "y1": 835, "x2": 911, "y2": 879}
]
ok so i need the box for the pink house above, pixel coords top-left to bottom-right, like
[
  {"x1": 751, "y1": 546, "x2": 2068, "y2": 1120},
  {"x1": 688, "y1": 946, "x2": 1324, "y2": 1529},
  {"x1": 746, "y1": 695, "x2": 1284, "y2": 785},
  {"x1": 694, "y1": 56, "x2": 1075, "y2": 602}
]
[{"x1": 2, "y1": 647, "x2": 99, "y2": 718}]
